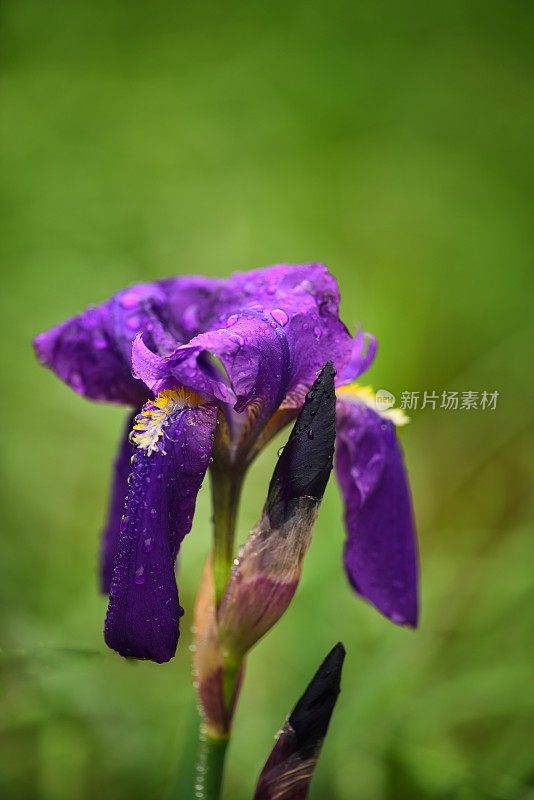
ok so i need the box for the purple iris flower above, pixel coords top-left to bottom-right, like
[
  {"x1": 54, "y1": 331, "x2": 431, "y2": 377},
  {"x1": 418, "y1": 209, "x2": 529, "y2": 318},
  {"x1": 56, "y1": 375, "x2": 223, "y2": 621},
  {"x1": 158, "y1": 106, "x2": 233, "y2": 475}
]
[{"x1": 34, "y1": 263, "x2": 418, "y2": 663}]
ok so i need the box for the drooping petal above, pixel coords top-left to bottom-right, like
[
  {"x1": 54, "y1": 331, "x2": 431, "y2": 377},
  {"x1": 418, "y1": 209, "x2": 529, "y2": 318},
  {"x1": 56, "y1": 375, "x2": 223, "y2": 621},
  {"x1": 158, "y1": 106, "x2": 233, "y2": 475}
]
[
  {"x1": 335, "y1": 399, "x2": 419, "y2": 627},
  {"x1": 100, "y1": 411, "x2": 137, "y2": 594},
  {"x1": 104, "y1": 397, "x2": 217, "y2": 663}
]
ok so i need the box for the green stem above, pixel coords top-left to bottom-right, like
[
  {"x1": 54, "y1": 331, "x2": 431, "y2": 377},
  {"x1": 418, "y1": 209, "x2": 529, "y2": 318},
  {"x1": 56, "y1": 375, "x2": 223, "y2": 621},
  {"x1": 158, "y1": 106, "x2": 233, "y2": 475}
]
[
  {"x1": 210, "y1": 465, "x2": 244, "y2": 606},
  {"x1": 195, "y1": 731, "x2": 229, "y2": 800},
  {"x1": 192, "y1": 464, "x2": 244, "y2": 799}
]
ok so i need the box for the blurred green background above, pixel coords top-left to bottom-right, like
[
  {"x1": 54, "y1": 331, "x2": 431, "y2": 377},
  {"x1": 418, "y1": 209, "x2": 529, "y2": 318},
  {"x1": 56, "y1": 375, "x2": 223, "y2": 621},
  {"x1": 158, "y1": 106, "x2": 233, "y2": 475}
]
[{"x1": 1, "y1": 1, "x2": 533, "y2": 798}]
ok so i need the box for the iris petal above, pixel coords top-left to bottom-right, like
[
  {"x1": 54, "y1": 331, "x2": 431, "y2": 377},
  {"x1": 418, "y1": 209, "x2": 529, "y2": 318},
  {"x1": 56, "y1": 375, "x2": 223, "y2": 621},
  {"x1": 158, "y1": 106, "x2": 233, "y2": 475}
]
[
  {"x1": 131, "y1": 263, "x2": 364, "y2": 451},
  {"x1": 34, "y1": 264, "x2": 365, "y2": 413},
  {"x1": 104, "y1": 401, "x2": 217, "y2": 663},
  {"x1": 132, "y1": 310, "x2": 291, "y2": 438},
  {"x1": 335, "y1": 399, "x2": 419, "y2": 627},
  {"x1": 33, "y1": 283, "x2": 177, "y2": 405}
]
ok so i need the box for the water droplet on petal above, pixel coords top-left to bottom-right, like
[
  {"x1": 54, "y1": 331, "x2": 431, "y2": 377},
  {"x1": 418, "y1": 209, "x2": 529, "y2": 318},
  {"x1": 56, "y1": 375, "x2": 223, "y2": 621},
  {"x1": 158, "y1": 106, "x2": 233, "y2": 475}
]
[
  {"x1": 70, "y1": 372, "x2": 84, "y2": 392},
  {"x1": 226, "y1": 313, "x2": 239, "y2": 327},
  {"x1": 314, "y1": 326, "x2": 322, "y2": 338},
  {"x1": 127, "y1": 315, "x2": 141, "y2": 330},
  {"x1": 150, "y1": 508, "x2": 158, "y2": 519},
  {"x1": 134, "y1": 566, "x2": 145, "y2": 585},
  {"x1": 271, "y1": 308, "x2": 289, "y2": 326},
  {"x1": 120, "y1": 292, "x2": 139, "y2": 309},
  {"x1": 307, "y1": 429, "x2": 315, "y2": 439},
  {"x1": 143, "y1": 537, "x2": 154, "y2": 553},
  {"x1": 93, "y1": 334, "x2": 107, "y2": 349},
  {"x1": 183, "y1": 304, "x2": 199, "y2": 331}
]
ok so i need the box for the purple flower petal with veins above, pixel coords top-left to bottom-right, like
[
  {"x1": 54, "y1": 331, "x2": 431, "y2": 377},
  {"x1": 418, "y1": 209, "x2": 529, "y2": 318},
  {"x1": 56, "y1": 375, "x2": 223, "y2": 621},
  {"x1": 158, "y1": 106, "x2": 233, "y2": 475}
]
[
  {"x1": 335, "y1": 399, "x2": 419, "y2": 627},
  {"x1": 104, "y1": 396, "x2": 217, "y2": 662}
]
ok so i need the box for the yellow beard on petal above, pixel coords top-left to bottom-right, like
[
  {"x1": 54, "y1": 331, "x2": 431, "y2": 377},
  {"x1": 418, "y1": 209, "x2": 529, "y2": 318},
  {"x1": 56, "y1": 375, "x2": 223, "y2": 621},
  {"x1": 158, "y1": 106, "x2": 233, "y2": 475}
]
[
  {"x1": 130, "y1": 388, "x2": 202, "y2": 455},
  {"x1": 336, "y1": 383, "x2": 410, "y2": 426}
]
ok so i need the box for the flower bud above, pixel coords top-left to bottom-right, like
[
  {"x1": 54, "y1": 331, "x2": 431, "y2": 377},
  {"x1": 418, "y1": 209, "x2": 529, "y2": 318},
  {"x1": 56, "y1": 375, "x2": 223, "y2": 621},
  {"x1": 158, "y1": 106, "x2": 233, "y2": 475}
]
[
  {"x1": 253, "y1": 642, "x2": 346, "y2": 800},
  {"x1": 218, "y1": 363, "x2": 336, "y2": 661}
]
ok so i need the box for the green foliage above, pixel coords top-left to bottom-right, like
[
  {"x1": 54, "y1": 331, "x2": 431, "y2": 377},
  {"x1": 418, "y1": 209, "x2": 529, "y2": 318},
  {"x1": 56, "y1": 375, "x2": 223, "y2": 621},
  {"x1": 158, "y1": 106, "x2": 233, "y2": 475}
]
[{"x1": 1, "y1": 1, "x2": 533, "y2": 797}]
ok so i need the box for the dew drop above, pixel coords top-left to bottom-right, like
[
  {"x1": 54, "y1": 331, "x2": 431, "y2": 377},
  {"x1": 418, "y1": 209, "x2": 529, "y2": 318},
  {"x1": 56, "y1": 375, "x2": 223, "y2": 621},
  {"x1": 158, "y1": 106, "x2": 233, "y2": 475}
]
[
  {"x1": 127, "y1": 315, "x2": 141, "y2": 330},
  {"x1": 143, "y1": 537, "x2": 154, "y2": 553},
  {"x1": 93, "y1": 334, "x2": 107, "y2": 349},
  {"x1": 134, "y1": 566, "x2": 145, "y2": 585},
  {"x1": 70, "y1": 372, "x2": 84, "y2": 392},
  {"x1": 150, "y1": 508, "x2": 158, "y2": 519},
  {"x1": 271, "y1": 308, "x2": 289, "y2": 326},
  {"x1": 120, "y1": 292, "x2": 139, "y2": 309},
  {"x1": 226, "y1": 313, "x2": 239, "y2": 327},
  {"x1": 307, "y1": 429, "x2": 315, "y2": 440},
  {"x1": 183, "y1": 304, "x2": 199, "y2": 331},
  {"x1": 314, "y1": 326, "x2": 322, "y2": 338}
]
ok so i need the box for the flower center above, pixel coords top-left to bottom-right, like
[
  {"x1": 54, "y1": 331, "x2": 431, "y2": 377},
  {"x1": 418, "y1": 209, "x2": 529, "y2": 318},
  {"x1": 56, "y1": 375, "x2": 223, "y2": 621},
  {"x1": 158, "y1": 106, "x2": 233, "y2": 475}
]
[{"x1": 130, "y1": 388, "x2": 200, "y2": 455}]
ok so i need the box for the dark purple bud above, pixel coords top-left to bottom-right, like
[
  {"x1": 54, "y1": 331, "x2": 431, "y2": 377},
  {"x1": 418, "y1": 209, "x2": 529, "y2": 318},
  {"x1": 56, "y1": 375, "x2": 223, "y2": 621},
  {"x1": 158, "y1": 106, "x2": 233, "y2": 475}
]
[
  {"x1": 253, "y1": 643, "x2": 346, "y2": 800},
  {"x1": 217, "y1": 364, "x2": 337, "y2": 660},
  {"x1": 266, "y1": 362, "x2": 336, "y2": 527}
]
